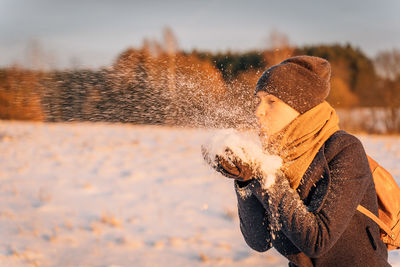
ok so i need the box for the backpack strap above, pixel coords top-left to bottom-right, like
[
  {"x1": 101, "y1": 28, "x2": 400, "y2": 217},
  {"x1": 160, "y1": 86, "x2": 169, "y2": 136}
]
[{"x1": 357, "y1": 205, "x2": 395, "y2": 240}]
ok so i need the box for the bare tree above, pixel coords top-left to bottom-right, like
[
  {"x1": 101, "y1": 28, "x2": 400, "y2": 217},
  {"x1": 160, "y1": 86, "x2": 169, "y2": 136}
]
[
  {"x1": 375, "y1": 48, "x2": 400, "y2": 80},
  {"x1": 263, "y1": 30, "x2": 294, "y2": 67},
  {"x1": 25, "y1": 39, "x2": 55, "y2": 70},
  {"x1": 163, "y1": 27, "x2": 179, "y2": 124},
  {"x1": 374, "y1": 49, "x2": 400, "y2": 133}
]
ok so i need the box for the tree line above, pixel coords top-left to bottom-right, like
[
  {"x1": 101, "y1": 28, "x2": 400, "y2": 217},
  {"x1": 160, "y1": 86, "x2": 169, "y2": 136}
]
[{"x1": 1, "y1": 36, "x2": 400, "y2": 132}]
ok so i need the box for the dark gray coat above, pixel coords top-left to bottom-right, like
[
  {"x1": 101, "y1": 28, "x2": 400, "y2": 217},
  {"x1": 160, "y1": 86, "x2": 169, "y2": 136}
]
[{"x1": 235, "y1": 130, "x2": 390, "y2": 266}]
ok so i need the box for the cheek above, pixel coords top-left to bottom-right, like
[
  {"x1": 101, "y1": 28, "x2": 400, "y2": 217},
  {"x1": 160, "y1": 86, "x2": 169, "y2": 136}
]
[{"x1": 262, "y1": 108, "x2": 282, "y2": 128}]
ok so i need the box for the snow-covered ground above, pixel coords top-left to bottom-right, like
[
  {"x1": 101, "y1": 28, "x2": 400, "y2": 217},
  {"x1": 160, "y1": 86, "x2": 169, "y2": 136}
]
[{"x1": 0, "y1": 120, "x2": 399, "y2": 267}]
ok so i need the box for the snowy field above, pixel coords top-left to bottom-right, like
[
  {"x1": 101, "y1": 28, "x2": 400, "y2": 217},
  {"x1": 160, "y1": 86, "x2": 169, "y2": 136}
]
[{"x1": 0, "y1": 120, "x2": 399, "y2": 267}]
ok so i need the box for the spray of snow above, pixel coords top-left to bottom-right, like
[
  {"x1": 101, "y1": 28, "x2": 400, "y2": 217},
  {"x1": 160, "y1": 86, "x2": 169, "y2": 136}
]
[{"x1": 203, "y1": 129, "x2": 282, "y2": 189}]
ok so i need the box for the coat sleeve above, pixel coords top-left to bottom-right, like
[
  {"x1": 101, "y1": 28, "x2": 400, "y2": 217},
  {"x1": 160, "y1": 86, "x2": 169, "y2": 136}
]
[
  {"x1": 249, "y1": 136, "x2": 372, "y2": 258},
  {"x1": 234, "y1": 180, "x2": 273, "y2": 252}
]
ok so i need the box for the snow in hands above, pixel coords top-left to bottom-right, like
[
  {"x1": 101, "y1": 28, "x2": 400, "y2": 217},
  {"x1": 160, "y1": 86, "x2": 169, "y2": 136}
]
[{"x1": 202, "y1": 129, "x2": 282, "y2": 189}]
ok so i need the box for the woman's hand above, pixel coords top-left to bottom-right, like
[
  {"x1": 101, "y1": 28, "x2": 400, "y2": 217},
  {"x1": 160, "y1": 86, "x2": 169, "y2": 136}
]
[{"x1": 201, "y1": 145, "x2": 255, "y2": 182}]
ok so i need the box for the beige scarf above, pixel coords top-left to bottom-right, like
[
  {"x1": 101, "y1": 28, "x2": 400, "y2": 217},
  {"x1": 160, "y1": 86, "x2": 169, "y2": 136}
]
[{"x1": 265, "y1": 101, "x2": 340, "y2": 189}]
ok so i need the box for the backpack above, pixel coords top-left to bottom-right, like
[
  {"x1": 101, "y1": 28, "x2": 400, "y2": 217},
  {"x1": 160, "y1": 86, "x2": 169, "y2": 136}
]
[{"x1": 356, "y1": 156, "x2": 400, "y2": 250}]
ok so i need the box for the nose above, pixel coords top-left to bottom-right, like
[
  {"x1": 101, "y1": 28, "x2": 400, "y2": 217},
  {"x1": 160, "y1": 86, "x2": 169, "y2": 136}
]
[{"x1": 255, "y1": 103, "x2": 264, "y2": 118}]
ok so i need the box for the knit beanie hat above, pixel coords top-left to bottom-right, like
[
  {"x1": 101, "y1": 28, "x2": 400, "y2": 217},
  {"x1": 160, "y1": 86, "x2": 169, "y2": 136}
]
[{"x1": 255, "y1": 55, "x2": 331, "y2": 114}]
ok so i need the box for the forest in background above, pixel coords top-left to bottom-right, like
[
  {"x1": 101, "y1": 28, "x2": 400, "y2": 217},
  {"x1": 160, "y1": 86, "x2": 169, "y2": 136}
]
[{"x1": 1, "y1": 30, "x2": 400, "y2": 133}]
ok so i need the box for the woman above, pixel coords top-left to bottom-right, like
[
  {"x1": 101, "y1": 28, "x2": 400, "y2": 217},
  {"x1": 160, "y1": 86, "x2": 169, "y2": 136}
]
[{"x1": 204, "y1": 56, "x2": 390, "y2": 266}]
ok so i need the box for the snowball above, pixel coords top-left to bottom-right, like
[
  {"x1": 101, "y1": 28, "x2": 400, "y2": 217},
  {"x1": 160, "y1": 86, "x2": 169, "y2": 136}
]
[{"x1": 203, "y1": 129, "x2": 282, "y2": 187}]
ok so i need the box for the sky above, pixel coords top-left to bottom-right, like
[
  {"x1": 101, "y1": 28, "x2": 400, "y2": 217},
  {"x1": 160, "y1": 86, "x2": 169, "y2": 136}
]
[{"x1": 1, "y1": 0, "x2": 400, "y2": 69}]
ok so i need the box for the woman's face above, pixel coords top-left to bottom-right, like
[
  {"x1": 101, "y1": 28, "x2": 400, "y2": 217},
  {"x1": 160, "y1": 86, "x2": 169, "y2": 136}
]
[{"x1": 255, "y1": 91, "x2": 300, "y2": 136}]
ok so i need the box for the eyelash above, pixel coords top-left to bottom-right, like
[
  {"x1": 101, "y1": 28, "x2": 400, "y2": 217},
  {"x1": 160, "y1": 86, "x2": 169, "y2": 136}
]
[{"x1": 256, "y1": 98, "x2": 275, "y2": 105}]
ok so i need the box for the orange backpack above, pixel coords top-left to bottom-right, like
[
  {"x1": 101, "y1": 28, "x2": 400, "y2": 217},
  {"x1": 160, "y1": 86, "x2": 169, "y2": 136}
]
[{"x1": 356, "y1": 156, "x2": 400, "y2": 250}]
